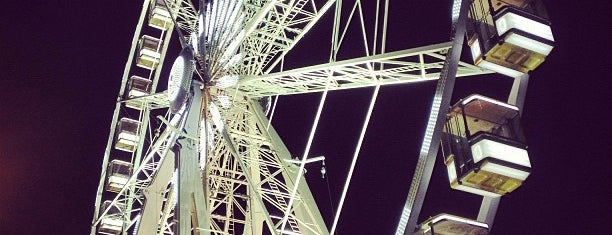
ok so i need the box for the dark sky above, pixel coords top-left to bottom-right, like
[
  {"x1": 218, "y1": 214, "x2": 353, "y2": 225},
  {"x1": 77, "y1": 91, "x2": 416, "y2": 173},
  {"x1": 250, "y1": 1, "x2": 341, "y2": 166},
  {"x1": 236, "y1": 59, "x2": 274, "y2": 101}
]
[{"x1": 1, "y1": 1, "x2": 610, "y2": 234}]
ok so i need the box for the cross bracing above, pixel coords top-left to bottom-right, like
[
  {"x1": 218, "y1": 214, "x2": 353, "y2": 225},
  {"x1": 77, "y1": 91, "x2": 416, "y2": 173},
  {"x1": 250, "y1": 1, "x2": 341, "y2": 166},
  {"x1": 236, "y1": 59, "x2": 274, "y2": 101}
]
[
  {"x1": 91, "y1": 0, "x2": 501, "y2": 235},
  {"x1": 123, "y1": 43, "x2": 491, "y2": 111},
  {"x1": 238, "y1": 42, "x2": 491, "y2": 98},
  {"x1": 166, "y1": 0, "x2": 337, "y2": 78}
]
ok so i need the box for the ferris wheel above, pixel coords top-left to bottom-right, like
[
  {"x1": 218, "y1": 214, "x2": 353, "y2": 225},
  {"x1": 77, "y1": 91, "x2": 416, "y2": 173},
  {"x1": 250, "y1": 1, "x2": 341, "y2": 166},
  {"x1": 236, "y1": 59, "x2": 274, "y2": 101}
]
[{"x1": 90, "y1": 0, "x2": 554, "y2": 234}]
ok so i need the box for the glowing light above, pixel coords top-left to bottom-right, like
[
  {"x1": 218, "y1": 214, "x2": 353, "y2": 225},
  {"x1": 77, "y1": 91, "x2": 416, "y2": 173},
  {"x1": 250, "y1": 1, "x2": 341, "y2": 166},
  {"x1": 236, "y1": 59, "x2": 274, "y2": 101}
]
[
  {"x1": 224, "y1": 53, "x2": 243, "y2": 70},
  {"x1": 427, "y1": 214, "x2": 489, "y2": 228},
  {"x1": 504, "y1": 31, "x2": 554, "y2": 56},
  {"x1": 462, "y1": 94, "x2": 519, "y2": 111},
  {"x1": 480, "y1": 160, "x2": 530, "y2": 181},
  {"x1": 495, "y1": 10, "x2": 554, "y2": 42},
  {"x1": 115, "y1": 118, "x2": 140, "y2": 152},
  {"x1": 216, "y1": 75, "x2": 239, "y2": 89},
  {"x1": 136, "y1": 36, "x2": 162, "y2": 70},
  {"x1": 477, "y1": 60, "x2": 524, "y2": 77},
  {"x1": 471, "y1": 138, "x2": 531, "y2": 168},
  {"x1": 106, "y1": 159, "x2": 132, "y2": 193},
  {"x1": 191, "y1": 32, "x2": 199, "y2": 54},
  {"x1": 446, "y1": 156, "x2": 503, "y2": 197},
  {"x1": 148, "y1": 2, "x2": 172, "y2": 30},
  {"x1": 99, "y1": 217, "x2": 123, "y2": 233},
  {"x1": 446, "y1": 138, "x2": 531, "y2": 196},
  {"x1": 209, "y1": 102, "x2": 224, "y2": 131},
  {"x1": 167, "y1": 53, "x2": 186, "y2": 102},
  {"x1": 414, "y1": 214, "x2": 489, "y2": 235},
  {"x1": 207, "y1": 121, "x2": 214, "y2": 148}
]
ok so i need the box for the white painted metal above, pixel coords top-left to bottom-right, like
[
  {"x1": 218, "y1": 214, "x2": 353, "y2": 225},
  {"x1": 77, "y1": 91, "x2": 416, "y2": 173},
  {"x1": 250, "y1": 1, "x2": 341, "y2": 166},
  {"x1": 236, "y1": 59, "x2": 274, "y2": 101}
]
[
  {"x1": 395, "y1": 0, "x2": 472, "y2": 234},
  {"x1": 477, "y1": 73, "x2": 530, "y2": 229},
  {"x1": 91, "y1": 0, "x2": 503, "y2": 235},
  {"x1": 239, "y1": 43, "x2": 490, "y2": 98},
  {"x1": 123, "y1": 44, "x2": 491, "y2": 107},
  {"x1": 91, "y1": 0, "x2": 176, "y2": 234},
  {"x1": 206, "y1": 93, "x2": 329, "y2": 235}
]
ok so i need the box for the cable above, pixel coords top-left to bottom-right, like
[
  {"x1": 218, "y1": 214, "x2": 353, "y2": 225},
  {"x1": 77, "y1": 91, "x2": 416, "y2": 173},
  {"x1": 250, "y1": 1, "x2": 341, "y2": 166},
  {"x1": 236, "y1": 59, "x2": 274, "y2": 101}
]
[
  {"x1": 266, "y1": 95, "x2": 279, "y2": 131},
  {"x1": 267, "y1": 58, "x2": 283, "y2": 131},
  {"x1": 324, "y1": 165, "x2": 336, "y2": 223},
  {"x1": 279, "y1": 75, "x2": 331, "y2": 234},
  {"x1": 330, "y1": 84, "x2": 380, "y2": 235}
]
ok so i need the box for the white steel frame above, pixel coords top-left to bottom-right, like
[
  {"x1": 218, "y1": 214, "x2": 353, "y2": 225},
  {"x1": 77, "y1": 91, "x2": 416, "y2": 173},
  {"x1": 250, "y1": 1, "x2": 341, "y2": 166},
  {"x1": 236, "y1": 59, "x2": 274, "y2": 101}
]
[{"x1": 89, "y1": 0, "x2": 535, "y2": 235}]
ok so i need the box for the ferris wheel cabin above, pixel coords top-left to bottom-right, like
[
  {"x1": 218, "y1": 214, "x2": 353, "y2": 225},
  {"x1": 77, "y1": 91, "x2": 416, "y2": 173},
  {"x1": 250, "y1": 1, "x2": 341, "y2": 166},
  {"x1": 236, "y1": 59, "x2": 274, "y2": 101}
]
[
  {"x1": 148, "y1": 0, "x2": 174, "y2": 30},
  {"x1": 115, "y1": 118, "x2": 141, "y2": 152},
  {"x1": 98, "y1": 201, "x2": 126, "y2": 235},
  {"x1": 136, "y1": 35, "x2": 162, "y2": 70},
  {"x1": 442, "y1": 94, "x2": 531, "y2": 197},
  {"x1": 467, "y1": 0, "x2": 554, "y2": 77},
  {"x1": 127, "y1": 76, "x2": 152, "y2": 98},
  {"x1": 105, "y1": 160, "x2": 133, "y2": 193}
]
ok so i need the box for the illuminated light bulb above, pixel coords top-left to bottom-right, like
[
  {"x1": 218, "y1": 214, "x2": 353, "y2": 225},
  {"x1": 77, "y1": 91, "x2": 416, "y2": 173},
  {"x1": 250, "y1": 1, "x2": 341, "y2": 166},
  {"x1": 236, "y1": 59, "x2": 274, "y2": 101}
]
[
  {"x1": 495, "y1": 9, "x2": 554, "y2": 42},
  {"x1": 216, "y1": 75, "x2": 239, "y2": 89},
  {"x1": 209, "y1": 102, "x2": 224, "y2": 131}
]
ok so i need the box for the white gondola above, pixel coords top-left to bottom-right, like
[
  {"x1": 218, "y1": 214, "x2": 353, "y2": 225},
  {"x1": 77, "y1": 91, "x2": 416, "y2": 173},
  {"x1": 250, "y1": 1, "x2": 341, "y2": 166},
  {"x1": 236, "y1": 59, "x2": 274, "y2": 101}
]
[
  {"x1": 467, "y1": 0, "x2": 554, "y2": 76},
  {"x1": 98, "y1": 201, "x2": 125, "y2": 235},
  {"x1": 125, "y1": 76, "x2": 153, "y2": 110},
  {"x1": 115, "y1": 118, "x2": 140, "y2": 152},
  {"x1": 413, "y1": 214, "x2": 489, "y2": 235},
  {"x1": 136, "y1": 35, "x2": 162, "y2": 70},
  {"x1": 127, "y1": 76, "x2": 152, "y2": 98},
  {"x1": 442, "y1": 94, "x2": 531, "y2": 197},
  {"x1": 105, "y1": 160, "x2": 133, "y2": 193},
  {"x1": 148, "y1": 0, "x2": 174, "y2": 30}
]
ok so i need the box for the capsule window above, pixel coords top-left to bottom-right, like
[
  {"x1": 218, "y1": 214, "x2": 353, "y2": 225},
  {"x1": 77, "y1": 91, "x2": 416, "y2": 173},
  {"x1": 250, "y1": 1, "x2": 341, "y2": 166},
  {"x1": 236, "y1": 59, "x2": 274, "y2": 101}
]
[
  {"x1": 98, "y1": 201, "x2": 125, "y2": 235},
  {"x1": 149, "y1": 0, "x2": 174, "y2": 30},
  {"x1": 105, "y1": 160, "x2": 133, "y2": 193},
  {"x1": 127, "y1": 76, "x2": 152, "y2": 98},
  {"x1": 115, "y1": 118, "x2": 140, "y2": 152},
  {"x1": 442, "y1": 94, "x2": 531, "y2": 196},
  {"x1": 136, "y1": 35, "x2": 162, "y2": 70}
]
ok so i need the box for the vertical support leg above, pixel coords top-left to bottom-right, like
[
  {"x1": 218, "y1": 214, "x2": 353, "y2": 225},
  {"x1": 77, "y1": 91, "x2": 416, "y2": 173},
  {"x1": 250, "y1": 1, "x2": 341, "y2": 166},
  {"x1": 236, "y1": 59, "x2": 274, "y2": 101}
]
[
  {"x1": 135, "y1": 151, "x2": 175, "y2": 234},
  {"x1": 243, "y1": 165, "x2": 265, "y2": 235},
  {"x1": 477, "y1": 73, "x2": 529, "y2": 228},
  {"x1": 394, "y1": 0, "x2": 471, "y2": 234},
  {"x1": 177, "y1": 83, "x2": 210, "y2": 235}
]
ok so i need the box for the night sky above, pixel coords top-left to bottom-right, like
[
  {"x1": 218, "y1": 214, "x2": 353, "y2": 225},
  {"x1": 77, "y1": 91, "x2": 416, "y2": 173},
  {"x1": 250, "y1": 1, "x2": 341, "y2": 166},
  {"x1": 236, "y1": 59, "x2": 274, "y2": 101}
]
[{"x1": 1, "y1": 1, "x2": 610, "y2": 234}]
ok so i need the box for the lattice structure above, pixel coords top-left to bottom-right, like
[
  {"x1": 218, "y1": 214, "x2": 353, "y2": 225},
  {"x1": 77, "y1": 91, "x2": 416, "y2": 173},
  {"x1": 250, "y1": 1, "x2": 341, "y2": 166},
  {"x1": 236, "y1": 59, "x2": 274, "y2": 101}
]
[{"x1": 90, "y1": 1, "x2": 503, "y2": 235}]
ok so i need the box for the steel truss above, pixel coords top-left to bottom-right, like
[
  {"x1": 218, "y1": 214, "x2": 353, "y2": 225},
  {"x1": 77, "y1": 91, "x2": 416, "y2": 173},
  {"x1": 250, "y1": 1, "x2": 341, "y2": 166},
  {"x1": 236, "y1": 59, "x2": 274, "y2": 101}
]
[
  {"x1": 239, "y1": 42, "x2": 490, "y2": 98},
  {"x1": 88, "y1": 0, "x2": 524, "y2": 235}
]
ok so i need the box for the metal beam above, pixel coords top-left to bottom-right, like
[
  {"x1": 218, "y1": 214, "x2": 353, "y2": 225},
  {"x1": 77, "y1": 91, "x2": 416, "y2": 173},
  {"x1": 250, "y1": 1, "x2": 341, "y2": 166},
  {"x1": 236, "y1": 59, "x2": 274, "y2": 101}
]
[
  {"x1": 134, "y1": 150, "x2": 175, "y2": 234},
  {"x1": 121, "y1": 43, "x2": 492, "y2": 111},
  {"x1": 251, "y1": 100, "x2": 329, "y2": 235},
  {"x1": 239, "y1": 42, "x2": 491, "y2": 98},
  {"x1": 239, "y1": 0, "x2": 337, "y2": 75},
  {"x1": 395, "y1": 0, "x2": 471, "y2": 234},
  {"x1": 176, "y1": 83, "x2": 210, "y2": 235},
  {"x1": 477, "y1": 73, "x2": 530, "y2": 229}
]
